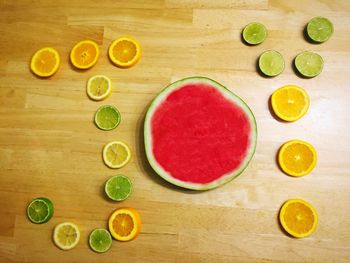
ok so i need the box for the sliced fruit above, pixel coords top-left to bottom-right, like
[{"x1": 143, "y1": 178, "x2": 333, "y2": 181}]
[
  {"x1": 259, "y1": 50, "x2": 284, "y2": 77},
  {"x1": 307, "y1": 16, "x2": 333, "y2": 43},
  {"x1": 294, "y1": 51, "x2": 323, "y2": 78},
  {"x1": 108, "y1": 207, "x2": 141, "y2": 241},
  {"x1": 94, "y1": 105, "x2": 121, "y2": 131},
  {"x1": 27, "y1": 197, "x2": 54, "y2": 224},
  {"x1": 271, "y1": 85, "x2": 310, "y2": 122},
  {"x1": 278, "y1": 140, "x2": 317, "y2": 177},
  {"x1": 242, "y1": 22, "x2": 267, "y2": 45},
  {"x1": 108, "y1": 37, "x2": 141, "y2": 68},
  {"x1": 86, "y1": 75, "x2": 112, "y2": 101},
  {"x1": 279, "y1": 199, "x2": 318, "y2": 238},
  {"x1": 103, "y1": 141, "x2": 131, "y2": 169},
  {"x1": 105, "y1": 175, "x2": 132, "y2": 201},
  {"x1": 144, "y1": 77, "x2": 257, "y2": 190},
  {"x1": 70, "y1": 40, "x2": 99, "y2": 69},
  {"x1": 89, "y1": 228, "x2": 112, "y2": 253},
  {"x1": 30, "y1": 47, "x2": 60, "y2": 77},
  {"x1": 53, "y1": 222, "x2": 80, "y2": 250}
]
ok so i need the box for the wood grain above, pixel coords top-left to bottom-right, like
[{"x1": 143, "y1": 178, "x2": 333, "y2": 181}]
[{"x1": 1, "y1": 0, "x2": 350, "y2": 262}]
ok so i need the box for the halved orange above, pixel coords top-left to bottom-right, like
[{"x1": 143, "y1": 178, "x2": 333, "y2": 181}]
[
  {"x1": 278, "y1": 140, "x2": 317, "y2": 177},
  {"x1": 279, "y1": 199, "x2": 318, "y2": 238},
  {"x1": 271, "y1": 85, "x2": 310, "y2": 122},
  {"x1": 70, "y1": 40, "x2": 99, "y2": 69},
  {"x1": 30, "y1": 47, "x2": 60, "y2": 77},
  {"x1": 108, "y1": 207, "x2": 141, "y2": 241},
  {"x1": 108, "y1": 37, "x2": 141, "y2": 68}
]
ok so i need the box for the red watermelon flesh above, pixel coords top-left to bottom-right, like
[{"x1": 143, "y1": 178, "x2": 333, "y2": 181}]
[{"x1": 144, "y1": 77, "x2": 257, "y2": 190}]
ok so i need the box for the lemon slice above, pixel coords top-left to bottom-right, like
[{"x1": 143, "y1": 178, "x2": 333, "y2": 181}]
[
  {"x1": 53, "y1": 222, "x2": 80, "y2": 250},
  {"x1": 108, "y1": 37, "x2": 141, "y2": 68},
  {"x1": 86, "y1": 75, "x2": 112, "y2": 101},
  {"x1": 103, "y1": 141, "x2": 131, "y2": 169}
]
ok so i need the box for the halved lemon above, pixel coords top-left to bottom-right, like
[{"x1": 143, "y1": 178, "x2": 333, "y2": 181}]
[
  {"x1": 30, "y1": 47, "x2": 60, "y2": 77},
  {"x1": 278, "y1": 140, "x2": 317, "y2": 177},
  {"x1": 70, "y1": 40, "x2": 99, "y2": 69},
  {"x1": 279, "y1": 199, "x2": 318, "y2": 238},
  {"x1": 108, "y1": 37, "x2": 141, "y2": 68},
  {"x1": 86, "y1": 75, "x2": 112, "y2": 101},
  {"x1": 103, "y1": 141, "x2": 131, "y2": 169},
  {"x1": 108, "y1": 207, "x2": 141, "y2": 241},
  {"x1": 271, "y1": 85, "x2": 310, "y2": 122},
  {"x1": 53, "y1": 222, "x2": 80, "y2": 250}
]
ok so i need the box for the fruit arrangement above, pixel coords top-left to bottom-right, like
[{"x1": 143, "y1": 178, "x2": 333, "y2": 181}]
[{"x1": 26, "y1": 15, "x2": 333, "y2": 252}]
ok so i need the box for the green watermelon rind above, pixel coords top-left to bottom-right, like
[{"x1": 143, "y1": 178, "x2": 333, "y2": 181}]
[{"x1": 144, "y1": 76, "x2": 257, "y2": 190}]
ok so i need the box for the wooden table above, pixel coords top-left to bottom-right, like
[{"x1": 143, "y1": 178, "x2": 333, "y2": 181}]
[{"x1": 1, "y1": 1, "x2": 350, "y2": 262}]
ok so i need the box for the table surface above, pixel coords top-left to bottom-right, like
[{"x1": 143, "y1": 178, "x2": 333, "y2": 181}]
[{"x1": 1, "y1": 0, "x2": 350, "y2": 262}]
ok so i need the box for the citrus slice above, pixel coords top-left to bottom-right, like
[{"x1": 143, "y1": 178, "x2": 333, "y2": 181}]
[
  {"x1": 105, "y1": 175, "x2": 132, "y2": 201},
  {"x1": 94, "y1": 105, "x2": 121, "y2": 131},
  {"x1": 27, "y1": 197, "x2": 54, "y2": 224},
  {"x1": 242, "y1": 22, "x2": 267, "y2": 45},
  {"x1": 108, "y1": 37, "x2": 141, "y2": 68},
  {"x1": 279, "y1": 199, "x2": 318, "y2": 238},
  {"x1": 70, "y1": 40, "x2": 99, "y2": 69},
  {"x1": 278, "y1": 140, "x2": 317, "y2": 177},
  {"x1": 86, "y1": 75, "x2": 112, "y2": 101},
  {"x1": 89, "y1": 228, "x2": 112, "y2": 253},
  {"x1": 259, "y1": 50, "x2": 284, "y2": 77},
  {"x1": 271, "y1": 85, "x2": 310, "y2": 122},
  {"x1": 53, "y1": 222, "x2": 80, "y2": 250},
  {"x1": 307, "y1": 16, "x2": 333, "y2": 43},
  {"x1": 103, "y1": 141, "x2": 131, "y2": 169},
  {"x1": 30, "y1": 47, "x2": 60, "y2": 77},
  {"x1": 108, "y1": 207, "x2": 141, "y2": 241},
  {"x1": 294, "y1": 51, "x2": 323, "y2": 78}
]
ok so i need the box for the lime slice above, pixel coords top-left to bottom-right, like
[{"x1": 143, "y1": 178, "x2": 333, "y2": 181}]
[
  {"x1": 258, "y1": 50, "x2": 284, "y2": 77},
  {"x1": 242, "y1": 22, "x2": 267, "y2": 45},
  {"x1": 94, "y1": 105, "x2": 121, "y2": 131},
  {"x1": 307, "y1": 16, "x2": 333, "y2": 43},
  {"x1": 295, "y1": 51, "x2": 323, "y2": 78},
  {"x1": 27, "y1": 197, "x2": 54, "y2": 224},
  {"x1": 89, "y1": 228, "x2": 112, "y2": 253},
  {"x1": 86, "y1": 75, "x2": 112, "y2": 101},
  {"x1": 105, "y1": 175, "x2": 132, "y2": 201}
]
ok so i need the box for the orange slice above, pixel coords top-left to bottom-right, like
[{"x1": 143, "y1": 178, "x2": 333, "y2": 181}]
[
  {"x1": 278, "y1": 140, "x2": 317, "y2": 177},
  {"x1": 70, "y1": 40, "x2": 99, "y2": 69},
  {"x1": 271, "y1": 85, "x2": 310, "y2": 122},
  {"x1": 279, "y1": 199, "x2": 318, "y2": 238},
  {"x1": 30, "y1": 47, "x2": 60, "y2": 77},
  {"x1": 108, "y1": 207, "x2": 141, "y2": 241},
  {"x1": 108, "y1": 37, "x2": 141, "y2": 68}
]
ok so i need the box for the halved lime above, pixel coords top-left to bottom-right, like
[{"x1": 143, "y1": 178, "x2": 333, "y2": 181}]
[
  {"x1": 307, "y1": 16, "x2": 333, "y2": 43},
  {"x1": 258, "y1": 50, "x2": 284, "y2": 77},
  {"x1": 105, "y1": 175, "x2": 132, "y2": 201},
  {"x1": 27, "y1": 197, "x2": 54, "y2": 224},
  {"x1": 94, "y1": 105, "x2": 121, "y2": 131},
  {"x1": 295, "y1": 51, "x2": 323, "y2": 78},
  {"x1": 242, "y1": 22, "x2": 267, "y2": 45},
  {"x1": 89, "y1": 228, "x2": 112, "y2": 253}
]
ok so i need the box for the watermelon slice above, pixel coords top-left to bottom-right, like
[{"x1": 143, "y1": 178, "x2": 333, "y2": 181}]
[{"x1": 144, "y1": 77, "x2": 257, "y2": 190}]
